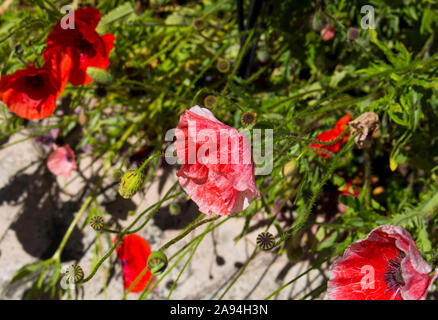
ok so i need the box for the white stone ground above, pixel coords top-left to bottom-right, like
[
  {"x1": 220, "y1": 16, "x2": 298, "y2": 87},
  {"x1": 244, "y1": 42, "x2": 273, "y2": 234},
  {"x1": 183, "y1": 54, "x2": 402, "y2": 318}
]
[{"x1": 0, "y1": 133, "x2": 329, "y2": 300}]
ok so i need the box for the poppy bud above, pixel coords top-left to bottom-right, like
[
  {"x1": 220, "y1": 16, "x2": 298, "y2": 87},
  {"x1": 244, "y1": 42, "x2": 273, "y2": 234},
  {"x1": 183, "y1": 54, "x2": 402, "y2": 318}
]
[
  {"x1": 241, "y1": 111, "x2": 257, "y2": 126},
  {"x1": 203, "y1": 95, "x2": 217, "y2": 109},
  {"x1": 147, "y1": 251, "x2": 168, "y2": 275},
  {"x1": 65, "y1": 264, "x2": 84, "y2": 283},
  {"x1": 216, "y1": 58, "x2": 230, "y2": 73},
  {"x1": 256, "y1": 232, "x2": 275, "y2": 250},
  {"x1": 119, "y1": 169, "x2": 145, "y2": 199},
  {"x1": 169, "y1": 203, "x2": 181, "y2": 215},
  {"x1": 90, "y1": 216, "x2": 104, "y2": 231},
  {"x1": 281, "y1": 160, "x2": 297, "y2": 177}
]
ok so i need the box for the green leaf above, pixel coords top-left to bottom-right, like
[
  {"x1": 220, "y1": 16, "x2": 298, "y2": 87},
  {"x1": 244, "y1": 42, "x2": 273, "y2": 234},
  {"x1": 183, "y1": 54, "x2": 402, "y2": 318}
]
[
  {"x1": 9, "y1": 262, "x2": 44, "y2": 284},
  {"x1": 420, "y1": 8, "x2": 434, "y2": 35},
  {"x1": 86, "y1": 67, "x2": 113, "y2": 84},
  {"x1": 96, "y1": 3, "x2": 135, "y2": 34}
]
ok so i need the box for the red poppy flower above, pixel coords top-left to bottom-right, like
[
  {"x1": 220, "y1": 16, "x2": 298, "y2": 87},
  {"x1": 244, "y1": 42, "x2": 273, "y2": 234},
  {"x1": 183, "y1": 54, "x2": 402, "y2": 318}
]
[
  {"x1": 328, "y1": 225, "x2": 438, "y2": 300},
  {"x1": 174, "y1": 106, "x2": 260, "y2": 216},
  {"x1": 45, "y1": 7, "x2": 115, "y2": 86},
  {"x1": 0, "y1": 47, "x2": 72, "y2": 120},
  {"x1": 114, "y1": 234, "x2": 153, "y2": 293},
  {"x1": 47, "y1": 144, "x2": 77, "y2": 179},
  {"x1": 321, "y1": 24, "x2": 335, "y2": 41},
  {"x1": 310, "y1": 114, "x2": 351, "y2": 159}
]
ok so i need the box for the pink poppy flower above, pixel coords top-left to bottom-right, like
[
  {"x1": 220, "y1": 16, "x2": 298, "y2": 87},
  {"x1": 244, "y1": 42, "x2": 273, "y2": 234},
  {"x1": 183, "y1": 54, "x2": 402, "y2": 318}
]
[
  {"x1": 321, "y1": 24, "x2": 335, "y2": 41},
  {"x1": 175, "y1": 105, "x2": 260, "y2": 216},
  {"x1": 47, "y1": 144, "x2": 77, "y2": 178},
  {"x1": 328, "y1": 225, "x2": 438, "y2": 300}
]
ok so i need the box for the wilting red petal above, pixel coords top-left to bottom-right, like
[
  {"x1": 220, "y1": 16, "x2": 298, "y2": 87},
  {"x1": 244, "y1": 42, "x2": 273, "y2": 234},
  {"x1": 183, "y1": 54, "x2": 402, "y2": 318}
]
[
  {"x1": 310, "y1": 114, "x2": 351, "y2": 159},
  {"x1": 328, "y1": 225, "x2": 435, "y2": 300},
  {"x1": 45, "y1": 7, "x2": 115, "y2": 86},
  {"x1": 114, "y1": 234, "x2": 153, "y2": 293},
  {"x1": 175, "y1": 105, "x2": 260, "y2": 216},
  {"x1": 47, "y1": 145, "x2": 77, "y2": 179}
]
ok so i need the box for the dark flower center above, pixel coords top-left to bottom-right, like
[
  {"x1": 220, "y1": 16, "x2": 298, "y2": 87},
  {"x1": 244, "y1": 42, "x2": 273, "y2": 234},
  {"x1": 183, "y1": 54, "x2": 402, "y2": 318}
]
[
  {"x1": 66, "y1": 152, "x2": 74, "y2": 162},
  {"x1": 383, "y1": 252, "x2": 405, "y2": 296},
  {"x1": 25, "y1": 75, "x2": 44, "y2": 89},
  {"x1": 74, "y1": 34, "x2": 93, "y2": 53}
]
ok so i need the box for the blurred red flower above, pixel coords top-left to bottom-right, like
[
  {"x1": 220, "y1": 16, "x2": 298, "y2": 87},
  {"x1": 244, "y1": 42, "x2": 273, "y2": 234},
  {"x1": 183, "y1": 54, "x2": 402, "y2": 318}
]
[
  {"x1": 321, "y1": 24, "x2": 335, "y2": 41},
  {"x1": 341, "y1": 182, "x2": 359, "y2": 197},
  {"x1": 47, "y1": 144, "x2": 77, "y2": 179},
  {"x1": 114, "y1": 234, "x2": 153, "y2": 293},
  {"x1": 0, "y1": 47, "x2": 72, "y2": 120},
  {"x1": 45, "y1": 7, "x2": 115, "y2": 86},
  {"x1": 328, "y1": 225, "x2": 438, "y2": 300},
  {"x1": 175, "y1": 105, "x2": 260, "y2": 216},
  {"x1": 310, "y1": 114, "x2": 351, "y2": 159}
]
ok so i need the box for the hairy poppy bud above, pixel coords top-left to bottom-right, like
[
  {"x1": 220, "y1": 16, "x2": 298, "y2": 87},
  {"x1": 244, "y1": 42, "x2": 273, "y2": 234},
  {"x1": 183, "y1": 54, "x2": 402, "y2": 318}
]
[
  {"x1": 119, "y1": 169, "x2": 144, "y2": 199},
  {"x1": 90, "y1": 216, "x2": 104, "y2": 231},
  {"x1": 65, "y1": 264, "x2": 84, "y2": 283},
  {"x1": 147, "y1": 251, "x2": 168, "y2": 275},
  {"x1": 281, "y1": 160, "x2": 296, "y2": 177},
  {"x1": 169, "y1": 203, "x2": 181, "y2": 215},
  {"x1": 257, "y1": 232, "x2": 275, "y2": 250}
]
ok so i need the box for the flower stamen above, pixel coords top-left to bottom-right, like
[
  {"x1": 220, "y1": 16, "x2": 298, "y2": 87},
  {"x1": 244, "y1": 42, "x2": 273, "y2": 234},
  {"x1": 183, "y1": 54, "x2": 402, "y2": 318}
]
[{"x1": 383, "y1": 252, "x2": 405, "y2": 297}]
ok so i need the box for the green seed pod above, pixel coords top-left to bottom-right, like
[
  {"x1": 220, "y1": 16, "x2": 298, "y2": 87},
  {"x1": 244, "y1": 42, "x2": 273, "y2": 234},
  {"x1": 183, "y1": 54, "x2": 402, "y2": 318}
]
[
  {"x1": 65, "y1": 265, "x2": 84, "y2": 283},
  {"x1": 90, "y1": 215, "x2": 104, "y2": 231},
  {"x1": 119, "y1": 169, "x2": 144, "y2": 199},
  {"x1": 192, "y1": 19, "x2": 206, "y2": 31},
  {"x1": 216, "y1": 58, "x2": 230, "y2": 73},
  {"x1": 256, "y1": 232, "x2": 275, "y2": 250},
  {"x1": 147, "y1": 251, "x2": 168, "y2": 275},
  {"x1": 241, "y1": 111, "x2": 257, "y2": 126},
  {"x1": 203, "y1": 95, "x2": 217, "y2": 109}
]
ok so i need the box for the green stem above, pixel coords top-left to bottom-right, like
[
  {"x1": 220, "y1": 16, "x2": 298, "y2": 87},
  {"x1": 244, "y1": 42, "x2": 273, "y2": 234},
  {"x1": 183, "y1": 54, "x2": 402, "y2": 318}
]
[
  {"x1": 159, "y1": 215, "x2": 220, "y2": 251},
  {"x1": 52, "y1": 196, "x2": 93, "y2": 260}
]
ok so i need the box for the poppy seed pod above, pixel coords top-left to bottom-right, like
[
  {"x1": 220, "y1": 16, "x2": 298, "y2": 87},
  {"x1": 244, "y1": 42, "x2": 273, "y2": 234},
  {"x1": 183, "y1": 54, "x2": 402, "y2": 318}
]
[
  {"x1": 203, "y1": 94, "x2": 217, "y2": 109},
  {"x1": 119, "y1": 169, "x2": 144, "y2": 199},
  {"x1": 65, "y1": 264, "x2": 84, "y2": 283},
  {"x1": 147, "y1": 251, "x2": 168, "y2": 275},
  {"x1": 241, "y1": 111, "x2": 257, "y2": 126},
  {"x1": 192, "y1": 19, "x2": 206, "y2": 31},
  {"x1": 256, "y1": 232, "x2": 275, "y2": 250},
  {"x1": 216, "y1": 58, "x2": 230, "y2": 73},
  {"x1": 90, "y1": 215, "x2": 104, "y2": 231}
]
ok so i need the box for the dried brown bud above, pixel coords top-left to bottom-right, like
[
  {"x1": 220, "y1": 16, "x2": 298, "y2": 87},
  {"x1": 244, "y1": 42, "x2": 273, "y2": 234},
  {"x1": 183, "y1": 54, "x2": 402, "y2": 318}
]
[{"x1": 348, "y1": 112, "x2": 379, "y2": 149}]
